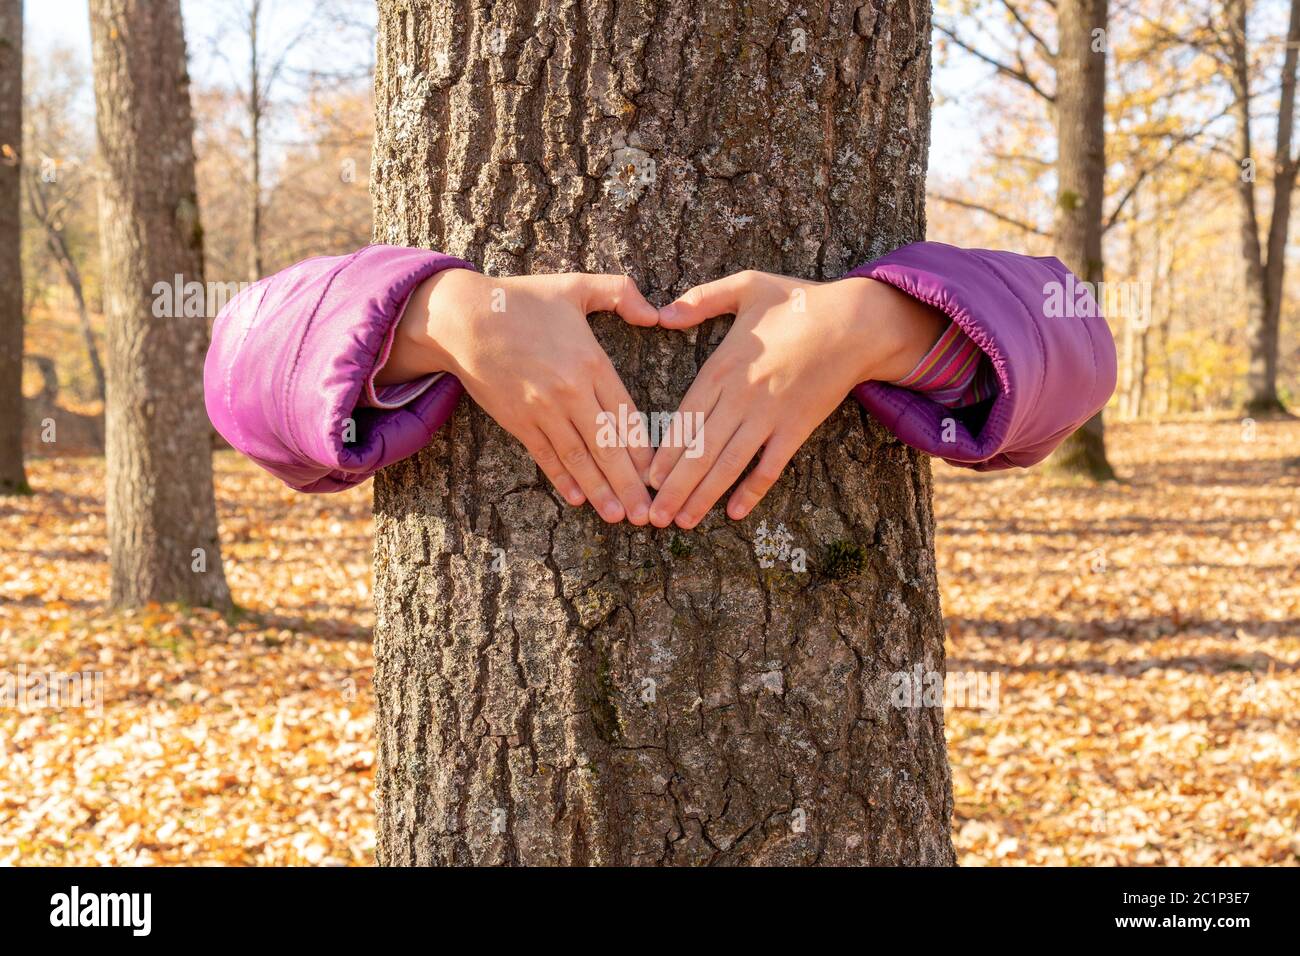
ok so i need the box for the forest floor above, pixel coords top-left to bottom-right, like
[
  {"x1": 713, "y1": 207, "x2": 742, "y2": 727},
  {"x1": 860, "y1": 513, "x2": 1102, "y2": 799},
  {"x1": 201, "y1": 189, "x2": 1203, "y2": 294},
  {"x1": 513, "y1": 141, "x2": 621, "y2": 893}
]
[{"x1": 1, "y1": 417, "x2": 1297, "y2": 865}]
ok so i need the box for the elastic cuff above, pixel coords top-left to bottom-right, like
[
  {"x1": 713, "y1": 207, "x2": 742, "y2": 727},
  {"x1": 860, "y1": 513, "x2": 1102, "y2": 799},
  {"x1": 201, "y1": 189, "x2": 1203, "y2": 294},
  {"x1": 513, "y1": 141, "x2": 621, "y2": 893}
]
[
  {"x1": 366, "y1": 372, "x2": 446, "y2": 409},
  {"x1": 362, "y1": 266, "x2": 448, "y2": 409}
]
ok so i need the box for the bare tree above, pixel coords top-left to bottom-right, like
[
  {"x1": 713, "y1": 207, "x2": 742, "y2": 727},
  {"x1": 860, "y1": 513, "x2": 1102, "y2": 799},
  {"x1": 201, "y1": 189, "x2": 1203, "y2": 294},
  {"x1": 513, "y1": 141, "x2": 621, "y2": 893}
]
[
  {"x1": 0, "y1": 0, "x2": 27, "y2": 494},
  {"x1": 23, "y1": 172, "x2": 105, "y2": 404},
  {"x1": 22, "y1": 51, "x2": 105, "y2": 404},
  {"x1": 371, "y1": 0, "x2": 953, "y2": 865},
  {"x1": 1225, "y1": 0, "x2": 1300, "y2": 416},
  {"x1": 206, "y1": 0, "x2": 374, "y2": 282},
  {"x1": 937, "y1": 0, "x2": 1118, "y2": 478},
  {"x1": 245, "y1": 0, "x2": 265, "y2": 281},
  {"x1": 89, "y1": 0, "x2": 231, "y2": 608},
  {"x1": 1051, "y1": 0, "x2": 1117, "y2": 477}
]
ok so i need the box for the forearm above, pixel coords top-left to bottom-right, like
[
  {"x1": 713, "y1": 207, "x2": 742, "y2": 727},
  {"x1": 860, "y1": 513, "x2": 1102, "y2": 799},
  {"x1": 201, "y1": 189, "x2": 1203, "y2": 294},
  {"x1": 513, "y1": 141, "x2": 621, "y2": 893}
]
[
  {"x1": 831, "y1": 276, "x2": 951, "y2": 384},
  {"x1": 373, "y1": 268, "x2": 475, "y2": 386}
]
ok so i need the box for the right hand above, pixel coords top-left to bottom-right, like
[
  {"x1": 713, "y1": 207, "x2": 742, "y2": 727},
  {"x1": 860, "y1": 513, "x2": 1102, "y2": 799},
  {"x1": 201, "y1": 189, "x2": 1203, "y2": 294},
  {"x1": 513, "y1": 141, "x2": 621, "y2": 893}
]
[{"x1": 376, "y1": 268, "x2": 657, "y2": 525}]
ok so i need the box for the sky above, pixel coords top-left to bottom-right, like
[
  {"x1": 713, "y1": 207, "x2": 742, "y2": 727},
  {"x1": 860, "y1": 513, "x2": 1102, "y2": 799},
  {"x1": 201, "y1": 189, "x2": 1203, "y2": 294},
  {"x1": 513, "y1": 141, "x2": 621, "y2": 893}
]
[{"x1": 25, "y1": 0, "x2": 982, "y2": 180}]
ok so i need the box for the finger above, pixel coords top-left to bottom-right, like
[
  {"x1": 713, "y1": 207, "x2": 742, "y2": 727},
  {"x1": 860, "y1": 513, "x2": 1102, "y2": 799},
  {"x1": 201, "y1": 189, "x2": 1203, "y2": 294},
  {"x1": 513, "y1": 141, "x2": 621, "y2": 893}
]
[
  {"x1": 543, "y1": 420, "x2": 625, "y2": 523},
  {"x1": 574, "y1": 392, "x2": 652, "y2": 525},
  {"x1": 657, "y1": 271, "x2": 754, "y2": 329},
  {"x1": 674, "y1": 422, "x2": 769, "y2": 529},
  {"x1": 520, "y1": 429, "x2": 586, "y2": 507},
  {"x1": 594, "y1": 369, "x2": 653, "y2": 484},
  {"x1": 726, "y1": 432, "x2": 804, "y2": 520},
  {"x1": 647, "y1": 373, "x2": 723, "y2": 490},
  {"x1": 649, "y1": 402, "x2": 742, "y2": 529},
  {"x1": 579, "y1": 273, "x2": 659, "y2": 327}
]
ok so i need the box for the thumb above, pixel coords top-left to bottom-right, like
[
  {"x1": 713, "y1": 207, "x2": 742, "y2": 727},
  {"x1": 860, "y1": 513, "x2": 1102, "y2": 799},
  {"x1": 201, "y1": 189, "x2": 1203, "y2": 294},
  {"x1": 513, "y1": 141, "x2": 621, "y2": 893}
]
[
  {"x1": 579, "y1": 273, "x2": 659, "y2": 327},
  {"x1": 657, "y1": 271, "x2": 751, "y2": 329}
]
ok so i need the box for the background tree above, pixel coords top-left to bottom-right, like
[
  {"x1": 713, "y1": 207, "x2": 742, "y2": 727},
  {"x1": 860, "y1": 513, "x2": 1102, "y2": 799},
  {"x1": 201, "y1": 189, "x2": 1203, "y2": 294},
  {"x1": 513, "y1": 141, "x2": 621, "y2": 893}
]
[
  {"x1": 1050, "y1": 0, "x2": 1116, "y2": 477},
  {"x1": 24, "y1": 172, "x2": 105, "y2": 404},
  {"x1": 935, "y1": 0, "x2": 1299, "y2": 421},
  {"x1": 194, "y1": 80, "x2": 375, "y2": 278},
  {"x1": 23, "y1": 46, "x2": 105, "y2": 404},
  {"x1": 371, "y1": 0, "x2": 954, "y2": 865},
  {"x1": 89, "y1": 0, "x2": 230, "y2": 608},
  {"x1": 0, "y1": 0, "x2": 27, "y2": 494},
  {"x1": 204, "y1": 0, "x2": 374, "y2": 282},
  {"x1": 936, "y1": 0, "x2": 1118, "y2": 478},
  {"x1": 1104, "y1": 6, "x2": 1228, "y2": 419},
  {"x1": 1224, "y1": 0, "x2": 1300, "y2": 415}
]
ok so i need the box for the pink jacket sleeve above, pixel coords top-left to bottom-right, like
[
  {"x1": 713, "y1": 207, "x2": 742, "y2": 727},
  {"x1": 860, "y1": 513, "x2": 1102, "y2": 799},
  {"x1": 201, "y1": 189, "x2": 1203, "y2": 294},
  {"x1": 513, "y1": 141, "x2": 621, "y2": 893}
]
[
  {"x1": 203, "y1": 245, "x2": 474, "y2": 492},
  {"x1": 846, "y1": 242, "x2": 1117, "y2": 470}
]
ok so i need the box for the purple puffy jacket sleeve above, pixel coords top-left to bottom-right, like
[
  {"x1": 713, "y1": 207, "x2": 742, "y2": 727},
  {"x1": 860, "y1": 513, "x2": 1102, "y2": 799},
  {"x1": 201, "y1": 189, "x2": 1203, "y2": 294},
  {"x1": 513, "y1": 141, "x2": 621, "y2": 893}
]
[
  {"x1": 203, "y1": 245, "x2": 474, "y2": 492},
  {"x1": 846, "y1": 242, "x2": 1117, "y2": 471}
]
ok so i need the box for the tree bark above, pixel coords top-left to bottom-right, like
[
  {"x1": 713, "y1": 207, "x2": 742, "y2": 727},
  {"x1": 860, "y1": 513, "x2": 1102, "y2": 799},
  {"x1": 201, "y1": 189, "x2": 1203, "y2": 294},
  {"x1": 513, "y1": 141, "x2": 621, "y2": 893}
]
[
  {"x1": 0, "y1": 0, "x2": 27, "y2": 494},
  {"x1": 1048, "y1": 0, "x2": 1116, "y2": 479},
  {"x1": 370, "y1": 0, "x2": 953, "y2": 865},
  {"x1": 90, "y1": 0, "x2": 231, "y2": 609}
]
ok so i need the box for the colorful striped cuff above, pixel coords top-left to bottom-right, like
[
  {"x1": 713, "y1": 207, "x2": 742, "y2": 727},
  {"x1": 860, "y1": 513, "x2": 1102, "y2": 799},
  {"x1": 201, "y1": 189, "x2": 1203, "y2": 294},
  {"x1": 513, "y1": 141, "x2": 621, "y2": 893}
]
[{"x1": 889, "y1": 320, "x2": 997, "y2": 409}]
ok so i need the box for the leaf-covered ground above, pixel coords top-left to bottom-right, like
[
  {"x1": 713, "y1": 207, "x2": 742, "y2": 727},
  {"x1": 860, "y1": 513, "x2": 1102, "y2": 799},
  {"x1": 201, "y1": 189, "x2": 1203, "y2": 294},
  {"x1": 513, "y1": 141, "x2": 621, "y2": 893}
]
[
  {"x1": 939, "y1": 418, "x2": 1299, "y2": 865},
  {"x1": 2, "y1": 418, "x2": 1296, "y2": 865}
]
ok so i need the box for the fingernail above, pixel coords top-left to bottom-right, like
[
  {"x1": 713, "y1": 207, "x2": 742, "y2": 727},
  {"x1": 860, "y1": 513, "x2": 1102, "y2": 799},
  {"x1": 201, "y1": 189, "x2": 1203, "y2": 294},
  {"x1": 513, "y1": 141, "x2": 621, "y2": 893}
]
[
  {"x1": 601, "y1": 501, "x2": 624, "y2": 522},
  {"x1": 567, "y1": 489, "x2": 586, "y2": 506},
  {"x1": 630, "y1": 501, "x2": 649, "y2": 523},
  {"x1": 675, "y1": 513, "x2": 697, "y2": 530},
  {"x1": 649, "y1": 506, "x2": 671, "y2": 527},
  {"x1": 659, "y1": 305, "x2": 678, "y2": 324},
  {"x1": 728, "y1": 501, "x2": 749, "y2": 520}
]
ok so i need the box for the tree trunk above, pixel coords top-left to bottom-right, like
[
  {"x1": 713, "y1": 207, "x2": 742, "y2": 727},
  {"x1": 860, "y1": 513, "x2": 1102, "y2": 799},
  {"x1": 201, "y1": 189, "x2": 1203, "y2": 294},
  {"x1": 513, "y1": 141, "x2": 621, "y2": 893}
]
[
  {"x1": 1118, "y1": 186, "x2": 1141, "y2": 420},
  {"x1": 1245, "y1": 0, "x2": 1300, "y2": 416},
  {"x1": 55, "y1": 239, "x2": 108, "y2": 406},
  {"x1": 1151, "y1": 198, "x2": 1176, "y2": 418},
  {"x1": 1156, "y1": 286, "x2": 1173, "y2": 416},
  {"x1": 370, "y1": 0, "x2": 953, "y2": 866},
  {"x1": 0, "y1": 0, "x2": 27, "y2": 495},
  {"x1": 90, "y1": 0, "x2": 231, "y2": 609},
  {"x1": 1048, "y1": 0, "x2": 1116, "y2": 479},
  {"x1": 246, "y1": 0, "x2": 264, "y2": 284}
]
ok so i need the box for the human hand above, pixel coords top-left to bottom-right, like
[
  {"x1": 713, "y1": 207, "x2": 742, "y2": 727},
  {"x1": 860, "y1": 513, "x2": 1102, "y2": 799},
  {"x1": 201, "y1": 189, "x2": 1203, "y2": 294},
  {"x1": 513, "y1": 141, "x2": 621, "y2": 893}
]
[
  {"x1": 646, "y1": 270, "x2": 949, "y2": 528},
  {"x1": 377, "y1": 268, "x2": 658, "y2": 525}
]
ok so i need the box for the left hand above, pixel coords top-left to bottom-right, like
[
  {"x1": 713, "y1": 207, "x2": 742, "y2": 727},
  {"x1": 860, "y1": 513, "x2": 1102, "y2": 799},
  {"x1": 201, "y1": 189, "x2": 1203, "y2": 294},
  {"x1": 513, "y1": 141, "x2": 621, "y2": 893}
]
[{"x1": 646, "y1": 270, "x2": 948, "y2": 528}]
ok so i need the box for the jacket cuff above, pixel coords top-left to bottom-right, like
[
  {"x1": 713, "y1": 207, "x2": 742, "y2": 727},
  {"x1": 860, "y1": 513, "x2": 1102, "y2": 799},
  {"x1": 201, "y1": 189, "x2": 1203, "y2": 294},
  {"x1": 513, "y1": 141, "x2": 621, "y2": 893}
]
[
  {"x1": 205, "y1": 245, "x2": 475, "y2": 492},
  {"x1": 364, "y1": 373, "x2": 446, "y2": 409},
  {"x1": 359, "y1": 274, "x2": 448, "y2": 410},
  {"x1": 843, "y1": 241, "x2": 1116, "y2": 471},
  {"x1": 292, "y1": 248, "x2": 474, "y2": 486}
]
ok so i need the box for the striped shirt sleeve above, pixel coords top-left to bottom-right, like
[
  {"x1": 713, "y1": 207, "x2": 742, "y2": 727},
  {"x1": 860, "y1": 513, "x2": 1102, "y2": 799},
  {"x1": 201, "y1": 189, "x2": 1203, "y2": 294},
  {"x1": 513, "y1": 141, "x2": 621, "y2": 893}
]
[{"x1": 888, "y1": 320, "x2": 998, "y2": 409}]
